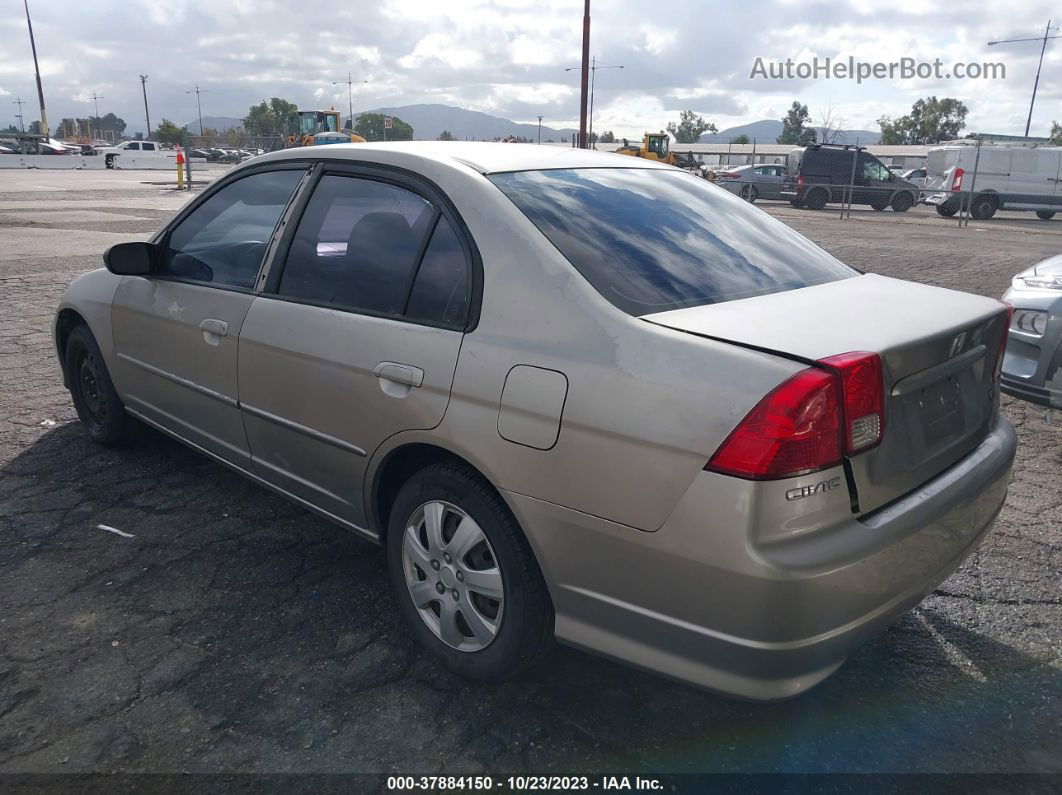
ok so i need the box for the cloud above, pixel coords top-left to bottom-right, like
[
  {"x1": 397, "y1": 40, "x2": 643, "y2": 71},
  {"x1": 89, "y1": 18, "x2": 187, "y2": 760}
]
[{"x1": 0, "y1": 0, "x2": 1057, "y2": 138}]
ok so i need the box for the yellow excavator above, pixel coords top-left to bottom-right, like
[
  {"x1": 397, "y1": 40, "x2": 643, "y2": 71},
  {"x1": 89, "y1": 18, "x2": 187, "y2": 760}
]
[
  {"x1": 285, "y1": 108, "x2": 366, "y2": 148},
  {"x1": 615, "y1": 132, "x2": 697, "y2": 169}
]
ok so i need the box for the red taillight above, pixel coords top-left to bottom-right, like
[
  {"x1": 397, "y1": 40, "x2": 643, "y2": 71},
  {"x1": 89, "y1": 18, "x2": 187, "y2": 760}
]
[
  {"x1": 718, "y1": 172, "x2": 740, "y2": 179},
  {"x1": 818, "y1": 352, "x2": 885, "y2": 454},
  {"x1": 706, "y1": 368, "x2": 842, "y2": 480},
  {"x1": 706, "y1": 351, "x2": 885, "y2": 480},
  {"x1": 796, "y1": 175, "x2": 805, "y2": 189},
  {"x1": 951, "y1": 167, "x2": 964, "y2": 191}
]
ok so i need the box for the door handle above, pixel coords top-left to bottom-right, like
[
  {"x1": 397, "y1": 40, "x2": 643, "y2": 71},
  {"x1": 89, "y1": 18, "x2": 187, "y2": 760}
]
[
  {"x1": 199, "y1": 318, "x2": 228, "y2": 337},
  {"x1": 373, "y1": 362, "x2": 424, "y2": 388}
]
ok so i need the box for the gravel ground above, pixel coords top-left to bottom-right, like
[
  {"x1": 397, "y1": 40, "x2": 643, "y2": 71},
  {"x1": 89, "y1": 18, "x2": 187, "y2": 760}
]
[{"x1": 0, "y1": 171, "x2": 1059, "y2": 776}]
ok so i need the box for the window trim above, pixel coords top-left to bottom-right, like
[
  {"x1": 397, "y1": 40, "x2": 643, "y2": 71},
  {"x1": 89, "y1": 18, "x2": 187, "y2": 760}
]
[
  {"x1": 147, "y1": 161, "x2": 314, "y2": 295},
  {"x1": 260, "y1": 162, "x2": 481, "y2": 333}
]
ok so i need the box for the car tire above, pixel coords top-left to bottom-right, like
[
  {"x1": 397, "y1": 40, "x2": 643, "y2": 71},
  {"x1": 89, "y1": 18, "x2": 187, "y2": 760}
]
[
  {"x1": 891, "y1": 192, "x2": 914, "y2": 213},
  {"x1": 789, "y1": 198, "x2": 804, "y2": 208},
  {"x1": 740, "y1": 184, "x2": 758, "y2": 203},
  {"x1": 870, "y1": 199, "x2": 888, "y2": 211},
  {"x1": 65, "y1": 324, "x2": 129, "y2": 446},
  {"x1": 386, "y1": 461, "x2": 554, "y2": 681},
  {"x1": 1036, "y1": 210, "x2": 1055, "y2": 221},
  {"x1": 804, "y1": 188, "x2": 828, "y2": 210},
  {"x1": 970, "y1": 194, "x2": 999, "y2": 220},
  {"x1": 936, "y1": 202, "x2": 958, "y2": 218},
  {"x1": 105, "y1": 155, "x2": 116, "y2": 170}
]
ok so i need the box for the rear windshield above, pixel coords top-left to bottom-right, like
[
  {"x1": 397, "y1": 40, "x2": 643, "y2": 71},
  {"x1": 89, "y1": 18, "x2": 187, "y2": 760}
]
[{"x1": 489, "y1": 168, "x2": 856, "y2": 316}]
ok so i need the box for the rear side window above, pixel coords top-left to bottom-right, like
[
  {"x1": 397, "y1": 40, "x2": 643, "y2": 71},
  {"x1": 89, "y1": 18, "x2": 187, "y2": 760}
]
[
  {"x1": 277, "y1": 174, "x2": 471, "y2": 327},
  {"x1": 489, "y1": 168, "x2": 855, "y2": 316}
]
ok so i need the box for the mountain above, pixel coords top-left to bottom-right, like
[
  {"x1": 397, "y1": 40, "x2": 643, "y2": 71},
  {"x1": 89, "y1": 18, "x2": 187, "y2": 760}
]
[
  {"x1": 700, "y1": 119, "x2": 880, "y2": 145},
  {"x1": 183, "y1": 116, "x2": 244, "y2": 133},
  {"x1": 353, "y1": 104, "x2": 578, "y2": 141}
]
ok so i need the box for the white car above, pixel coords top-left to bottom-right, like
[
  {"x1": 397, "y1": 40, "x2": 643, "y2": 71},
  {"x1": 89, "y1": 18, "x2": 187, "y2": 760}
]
[{"x1": 95, "y1": 139, "x2": 169, "y2": 169}]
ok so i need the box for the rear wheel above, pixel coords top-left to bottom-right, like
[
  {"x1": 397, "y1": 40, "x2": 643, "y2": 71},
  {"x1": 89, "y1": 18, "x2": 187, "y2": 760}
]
[
  {"x1": 870, "y1": 198, "x2": 889, "y2": 211},
  {"x1": 970, "y1": 194, "x2": 999, "y2": 220},
  {"x1": 789, "y1": 197, "x2": 804, "y2": 208},
  {"x1": 936, "y1": 202, "x2": 958, "y2": 218},
  {"x1": 740, "y1": 184, "x2": 758, "y2": 203},
  {"x1": 386, "y1": 462, "x2": 553, "y2": 681},
  {"x1": 65, "y1": 325, "x2": 129, "y2": 445},
  {"x1": 804, "y1": 188, "x2": 828, "y2": 210},
  {"x1": 1036, "y1": 210, "x2": 1055, "y2": 221},
  {"x1": 891, "y1": 192, "x2": 914, "y2": 213}
]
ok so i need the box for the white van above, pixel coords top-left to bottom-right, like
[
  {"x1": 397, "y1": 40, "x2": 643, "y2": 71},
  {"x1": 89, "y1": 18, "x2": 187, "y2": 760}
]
[{"x1": 924, "y1": 144, "x2": 1062, "y2": 220}]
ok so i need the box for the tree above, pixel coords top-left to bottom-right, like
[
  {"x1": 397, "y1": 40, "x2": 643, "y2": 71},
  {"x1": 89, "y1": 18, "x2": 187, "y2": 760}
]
[
  {"x1": 243, "y1": 98, "x2": 299, "y2": 136},
  {"x1": 777, "y1": 102, "x2": 816, "y2": 145},
  {"x1": 731, "y1": 134, "x2": 750, "y2": 144},
  {"x1": 817, "y1": 106, "x2": 847, "y2": 145},
  {"x1": 354, "y1": 112, "x2": 413, "y2": 142},
  {"x1": 1050, "y1": 121, "x2": 1062, "y2": 146},
  {"x1": 878, "y1": 97, "x2": 968, "y2": 144},
  {"x1": 598, "y1": 130, "x2": 615, "y2": 143},
  {"x1": 90, "y1": 113, "x2": 126, "y2": 138},
  {"x1": 437, "y1": 130, "x2": 456, "y2": 141},
  {"x1": 666, "y1": 110, "x2": 717, "y2": 143},
  {"x1": 155, "y1": 119, "x2": 186, "y2": 147}
]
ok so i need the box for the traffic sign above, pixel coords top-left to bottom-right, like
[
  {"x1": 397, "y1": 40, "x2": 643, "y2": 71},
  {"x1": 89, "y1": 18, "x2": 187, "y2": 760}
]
[{"x1": 384, "y1": 116, "x2": 393, "y2": 129}]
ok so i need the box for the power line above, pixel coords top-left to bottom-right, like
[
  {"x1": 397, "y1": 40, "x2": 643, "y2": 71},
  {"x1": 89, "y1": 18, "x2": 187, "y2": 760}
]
[
  {"x1": 988, "y1": 20, "x2": 1060, "y2": 137},
  {"x1": 332, "y1": 73, "x2": 368, "y2": 130},
  {"x1": 89, "y1": 91, "x2": 105, "y2": 141}
]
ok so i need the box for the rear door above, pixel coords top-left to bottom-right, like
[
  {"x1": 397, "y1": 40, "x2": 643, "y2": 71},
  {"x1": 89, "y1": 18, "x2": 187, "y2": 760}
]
[
  {"x1": 237, "y1": 168, "x2": 474, "y2": 529},
  {"x1": 110, "y1": 167, "x2": 307, "y2": 465}
]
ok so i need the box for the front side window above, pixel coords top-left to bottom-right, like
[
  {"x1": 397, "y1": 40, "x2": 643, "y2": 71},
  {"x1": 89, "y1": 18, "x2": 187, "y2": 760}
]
[
  {"x1": 489, "y1": 168, "x2": 856, "y2": 316},
  {"x1": 278, "y1": 175, "x2": 435, "y2": 316},
  {"x1": 863, "y1": 159, "x2": 890, "y2": 181},
  {"x1": 126, "y1": 142, "x2": 140, "y2": 151},
  {"x1": 159, "y1": 169, "x2": 304, "y2": 289}
]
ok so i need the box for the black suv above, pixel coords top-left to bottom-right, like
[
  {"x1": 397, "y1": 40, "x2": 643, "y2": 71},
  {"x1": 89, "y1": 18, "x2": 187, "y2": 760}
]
[{"x1": 781, "y1": 144, "x2": 919, "y2": 212}]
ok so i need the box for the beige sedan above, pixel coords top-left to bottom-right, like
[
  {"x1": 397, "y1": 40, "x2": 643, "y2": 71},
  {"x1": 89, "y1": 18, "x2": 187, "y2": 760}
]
[{"x1": 55, "y1": 143, "x2": 1015, "y2": 698}]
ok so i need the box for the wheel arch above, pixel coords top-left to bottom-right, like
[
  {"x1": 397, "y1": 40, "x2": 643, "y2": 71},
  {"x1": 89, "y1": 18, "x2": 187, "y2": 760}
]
[
  {"x1": 55, "y1": 307, "x2": 89, "y2": 387},
  {"x1": 369, "y1": 440, "x2": 505, "y2": 542}
]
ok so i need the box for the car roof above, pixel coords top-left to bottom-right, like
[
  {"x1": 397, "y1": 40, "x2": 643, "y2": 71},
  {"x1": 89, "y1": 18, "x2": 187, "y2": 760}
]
[{"x1": 243, "y1": 141, "x2": 675, "y2": 175}]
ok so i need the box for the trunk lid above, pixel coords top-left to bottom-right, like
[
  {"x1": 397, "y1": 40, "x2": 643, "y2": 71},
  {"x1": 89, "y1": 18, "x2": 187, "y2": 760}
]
[{"x1": 644, "y1": 274, "x2": 1009, "y2": 514}]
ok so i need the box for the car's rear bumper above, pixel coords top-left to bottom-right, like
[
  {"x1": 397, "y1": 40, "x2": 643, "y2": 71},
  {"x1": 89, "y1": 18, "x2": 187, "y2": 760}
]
[{"x1": 506, "y1": 419, "x2": 1015, "y2": 700}]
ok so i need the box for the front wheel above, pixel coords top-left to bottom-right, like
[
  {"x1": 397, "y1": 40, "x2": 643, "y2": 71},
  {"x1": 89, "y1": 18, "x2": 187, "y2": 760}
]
[
  {"x1": 740, "y1": 184, "x2": 758, "y2": 203},
  {"x1": 1036, "y1": 210, "x2": 1056, "y2": 221},
  {"x1": 386, "y1": 462, "x2": 553, "y2": 681},
  {"x1": 891, "y1": 192, "x2": 914, "y2": 212},
  {"x1": 65, "y1": 325, "x2": 129, "y2": 445},
  {"x1": 105, "y1": 155, "x2": 116, "y2": 170}
]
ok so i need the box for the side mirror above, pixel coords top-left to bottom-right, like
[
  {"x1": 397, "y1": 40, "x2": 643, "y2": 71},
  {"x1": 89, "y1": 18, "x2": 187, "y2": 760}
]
[{"x1": 104, "y1": 241, "x2": 156, "y2": 276}]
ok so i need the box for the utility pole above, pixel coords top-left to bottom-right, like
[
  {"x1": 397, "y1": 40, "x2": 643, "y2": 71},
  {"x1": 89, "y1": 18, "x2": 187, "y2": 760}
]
[
  {"x1": 12, "y1": 97, "x2": 27, "y2": 133},
  {"x1": 565, "y1": 56, "x2": 623, "y2": 149},
  {"x1": 538, "y1": 115, "x2": 543, "y2": 144},
  {"x1": 988, "y1": 20, "x2": 1060, "y2": 138},
  {"x1": 23, "y1": 0, "x2": 49, "y2": 138},
  {"x1": 89, "y1": 91, "x2": 104, "y2": 141},
  {"x1": 186, "y1": 84, "x2": 209, "y2": 136},
  {"x1": 578, "y1": 0, "x2": 590, "y2": 148},
  {"x1": 332, "y1": 73, "x2": 367, "y2": 130},
  {"x1": 140, "y1": 75, "x2": 152, "y2": 141}
]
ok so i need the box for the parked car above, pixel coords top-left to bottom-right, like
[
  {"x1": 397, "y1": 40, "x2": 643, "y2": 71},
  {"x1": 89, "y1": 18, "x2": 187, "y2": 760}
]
[
  {"x1": 924, "y1": 144, "x2": 1062, "y2": 220},
  {"x1": 781, "y1": 144, "x2": 920, "y2": 212},
  {"x1": 1001, "y1": 255, "x2": 1062, "y2": 409},
  {"x1": 54, "y1": 143, "x2": 1015, "y2": 699},
  {"x1": 901, "y1": 167, "x2": 927, "y2": 190},
  {"x1": 95, "y1": 139, "x2": 166, "y2": 169},
  {"x1": 715, "y1": 163, "x2": 785, "y2": 202}
]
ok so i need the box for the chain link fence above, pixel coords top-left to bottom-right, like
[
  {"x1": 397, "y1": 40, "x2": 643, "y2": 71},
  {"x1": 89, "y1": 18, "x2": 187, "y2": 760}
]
[{"x1": 704, "y1": 138, "x2": 1062, "y2": 235}]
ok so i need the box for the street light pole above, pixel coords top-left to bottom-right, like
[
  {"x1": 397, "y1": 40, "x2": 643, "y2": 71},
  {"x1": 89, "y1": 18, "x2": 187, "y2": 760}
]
[
  {"x1": 988, "y1": 20, "x2": 1060, "y2": 138},
  {"x1": 565, "y1": 57, "x2": 623, "y2": 149},
  {"x1": 12, "y1": 97, "x2": 27, "y2": 133},
  {"x1": 89, "y1": 91, "x2": 105, "y2": 141},
  {"x1": 332, "y1": 73, "x2": 367, "y2": 130},
  {"x1": 140, "y1": 75, "x2": 152, "y2": 141},
  {"x1": 186, "y1": 84, "x2": 209, "y2": 137},
  {"x1": 23, "y1": 0, "x2": 49, "y2": 138},
  {"x1": 538, "y1": 115, "x2": 543, "y2": 144}
]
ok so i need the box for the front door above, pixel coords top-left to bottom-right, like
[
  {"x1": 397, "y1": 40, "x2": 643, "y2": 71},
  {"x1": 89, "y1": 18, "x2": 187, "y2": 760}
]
[
  {"x1": 111, "y1": 168, "x2": 306, "y2": 465},
  {"x1": 237, "y1": 171, "x2": 474, "y2": 529}
]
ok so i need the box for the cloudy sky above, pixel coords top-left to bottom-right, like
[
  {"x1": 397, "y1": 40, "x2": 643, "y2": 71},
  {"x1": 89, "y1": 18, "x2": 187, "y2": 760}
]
[{"x1": 1, "y1": 0, "x2": 1060, "y2": 138}]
